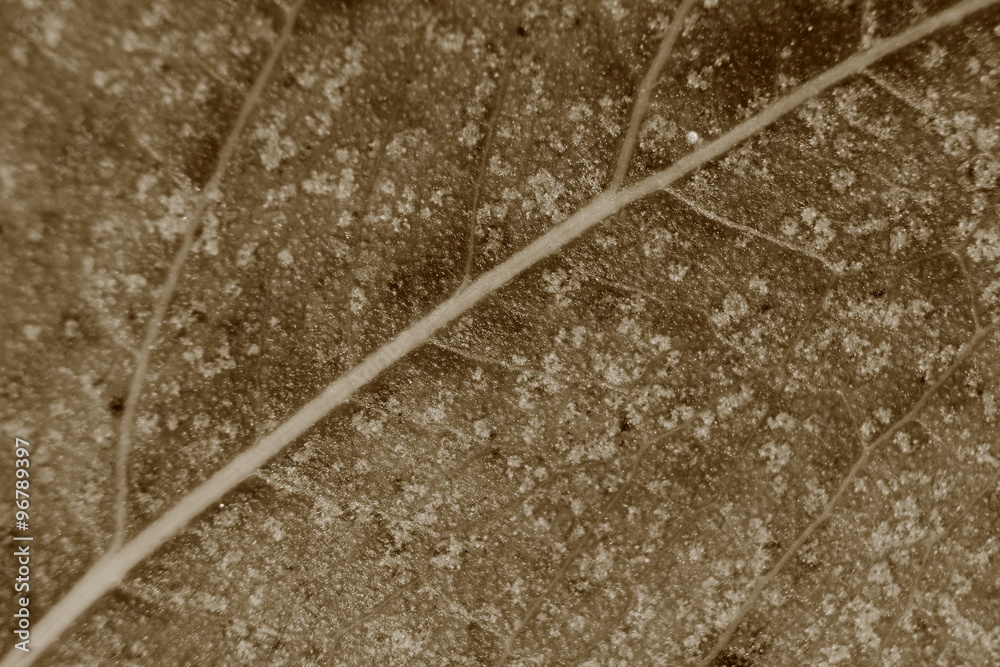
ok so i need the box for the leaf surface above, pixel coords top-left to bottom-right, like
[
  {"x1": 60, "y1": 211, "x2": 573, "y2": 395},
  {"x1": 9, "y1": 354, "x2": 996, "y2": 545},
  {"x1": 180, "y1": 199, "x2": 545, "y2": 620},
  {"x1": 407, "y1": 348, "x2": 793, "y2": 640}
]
[{"x1": 2, "y1": 1, "x2": 1000, "y2": 665}]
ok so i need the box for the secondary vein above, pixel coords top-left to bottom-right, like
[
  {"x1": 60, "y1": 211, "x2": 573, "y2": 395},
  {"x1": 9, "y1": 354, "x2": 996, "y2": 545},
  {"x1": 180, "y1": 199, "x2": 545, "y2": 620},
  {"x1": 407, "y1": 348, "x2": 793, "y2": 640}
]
[{"x1": 110, "y1": 0, "x2": 308, "y2": 550}]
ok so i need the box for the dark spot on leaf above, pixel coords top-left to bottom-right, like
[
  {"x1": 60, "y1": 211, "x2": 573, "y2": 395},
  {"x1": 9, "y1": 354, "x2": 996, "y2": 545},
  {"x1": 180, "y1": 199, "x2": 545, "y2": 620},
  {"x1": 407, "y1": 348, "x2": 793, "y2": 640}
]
[
  {"x1": 466, "y1": 621, "x2": 496, "y2": 663},
  {"x1": 759, "y1": 303, "x2": 772, "y2": 313},
  {"x1": 256, "y1": 0, "x2": 286, "y2": 33},
  {"x1": 714, "y1": 649, "x2": 755, "y2": 666},
  {"x1": 618, "y1": 414, "x2": 632, "y2": 432},
  {"x1": 109, "y1": 396, "x2": 125, "y2": 416},
  {"x1": 222, "y1": 316, "x2": 242, "y2": 335},
  {"x1": 183, "y1": 130, "x2": 224, "y2": 188},
  {"x1": 517, "y1": 25, "x2": 527, "y2": 37},
  {"x1": 872, "y1": 289, "x2": 885, "y2": 298}
]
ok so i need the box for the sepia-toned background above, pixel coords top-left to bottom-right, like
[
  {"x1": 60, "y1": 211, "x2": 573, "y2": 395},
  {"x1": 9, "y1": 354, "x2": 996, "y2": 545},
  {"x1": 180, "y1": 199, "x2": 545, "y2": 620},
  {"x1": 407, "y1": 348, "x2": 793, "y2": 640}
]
[{"x1": 2, "y1": 0, "x2": 999, "y2": 664}]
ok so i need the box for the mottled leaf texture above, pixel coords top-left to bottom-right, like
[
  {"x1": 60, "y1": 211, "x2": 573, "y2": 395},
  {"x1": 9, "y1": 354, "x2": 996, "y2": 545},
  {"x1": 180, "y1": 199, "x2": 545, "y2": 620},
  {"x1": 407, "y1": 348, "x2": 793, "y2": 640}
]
[{"x1": 2, "y1": 0, "x2": 1000, "y2": 665}]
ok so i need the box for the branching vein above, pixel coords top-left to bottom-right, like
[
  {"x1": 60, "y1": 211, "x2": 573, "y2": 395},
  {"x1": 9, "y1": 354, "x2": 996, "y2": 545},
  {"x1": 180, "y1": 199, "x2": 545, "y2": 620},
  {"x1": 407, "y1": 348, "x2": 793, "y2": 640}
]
[
  {"x1": 667, "y1": 188, "x2": 847, "y2": 273},
  {"x1": 697, "y1": 322, "x2": 998, "y2": 665},
  {"x1": 110, "y1": 0, "x2": 308, "y2": 550},
  {"x1": 610, "y1": 0, "x2": 698, "y2": 190}
]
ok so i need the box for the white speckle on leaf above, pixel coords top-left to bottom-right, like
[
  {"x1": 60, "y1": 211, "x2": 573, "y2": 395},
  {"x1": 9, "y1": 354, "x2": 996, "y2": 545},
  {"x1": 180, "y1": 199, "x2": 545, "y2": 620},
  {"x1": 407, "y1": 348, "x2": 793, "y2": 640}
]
[
  {"x1": 874, "y1": 407, "x2": 894, "y2": 425},
  {"x1": 749, "y1": 277, "x2": 769, "y2": 294},
  {"x1": 639, "y1": 114, "x2": 678, "y2": 153},
  {"x1": 801, "y1": 207, "x2": 836, "y2": 250},
  {"x1": 323, "y1": 43, "x2": 365, "y2": 109},
  {"x1": 668, "y1": 263, "x2": 689, "y2": 282},
  {"x1": 542, "y1": 268, "x2": 579, "y2": 307},
  {"x1": 277, "y1": 249, "x2": 293, "y2": 266},
  {"x1": 858, "y1": 341, "x2": 892, "y2": 377},
  {"x1": 430, "y1": 536, "x2": 464, "y2": 570},
  {"x1": 351, "y1": 409, "x2": 384, "y2": 437},
  {"x1": 120, "y1": 29, "x2": 141, "y2": 53},
  {"x1": 643, "y1": 227, "x2": 674, "y2": 258},
  {"x1": 616, "y1": 317, "x2": 642, "y2": 341},
  {"x1": 42, "y1": 13, "x2": 65, "y2": 48},
  {"x1": 134, "y1": 173, "x2": 158, "y2": 201},
  {"x1": 437, "y1": 31, "x2": 465, "y2": 53},
  {"x1": 983, "y1": 392, "x2": 997, "y2": 423},
  {"x1": 473, "y1": 420, "x2": 491, "y2": 439},
  {"x1": 305, "y1": 110, "x2": 332, "y2": 136},
  {"x1": 22, "y1": 324, "x2": 41, "y2": 341},
  {"x1": 236, "y1": 242, "x2": 258, "y2": 267},
  {"x1": 152, "y1": 190, "x2": 195, "y2": 242},
  {"x1": 685, "y1": 130, "x2": 700, "y2": 144},
  {"x1": 425, "y1": 403, "x2": 447, "y2": 423},
  {"x1": 767, "y1": 412, "x2": 796, "y2": 430},
  {"x1": 601, "y1": 0, "x2": 627, "y2": 21},
  {"x1": 263, "y1": 517, "x2": 284, "y2": 542},
  {"x1": 458, "y1": 121, "x2": 482, "y2": 147},
  {"x1": 122, "y1": 274, "x2": 148, "y2": 294},
  {"x1": 830, "y1": 168, "x2": 856, "y2": 194},
  {"x1": 711, "y1": 292, "x2": 749, "y2": 328},
  {"x1": 687, "y1": 68, "x2": 710, "y2": 90},
  {"x1": 967, "y1": 227, "x2": 1000, "y2": 262},
  {"x1": 651, "y1": 334, "x2": 672, "y2": 353},
  {"x1": 263, "y1": 183, "x2": 297, "y2": 209},
  {"x1": 889, "y1": 227, "x2": 909, "y2": 253},
  {"x1": 349, "y1": 287, "x2": 367, "y2": 314},
  {"x1": 527, "y1": 169, "x2": 566, "y2": 220},
  {"x1": 378, "y1": 179, "x2": 396, "y2": 197},
  {"x1": 254, "y1": 120, "x2": 297, "y2": 171},
  {"x1": 196, "y1": 211, "x2": 220, "y2": 256},
  {"x1": 760, "y1": 439, "x2": 792, "y2": 475},
  {"x1": 301, "y1": 169, "x2": 357, "y2": 200}
]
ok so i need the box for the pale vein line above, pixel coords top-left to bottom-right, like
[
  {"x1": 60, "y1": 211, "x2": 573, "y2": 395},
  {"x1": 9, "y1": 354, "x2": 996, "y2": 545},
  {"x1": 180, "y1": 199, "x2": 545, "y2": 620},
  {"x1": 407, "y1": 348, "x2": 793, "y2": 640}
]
[
  {"x1": 432, "y1": 337, "x2": 624, "y2": 392},
  {"x1": 463, "y1": 29, "x2": 518, "y2": 285},
  {"x1": 866, "y1": 70, "x2": 937, "y2": 119},
  {"x1": 610, "y1": 0, "x2": 698, "y2": 190},
  {"x1": 615, "y1": 0, "x2": 996, "y2": 206},
  {"x1": 5, "y1": 2, "x2": 996, "y2": 665},
  {"x1": 110, "y1": 0, "x2": 308, "y2": 550},
  {"x1": 666, "y1": 188, "x2": 846, "y2": 273},
  {"x1": 879, "y1": 473, "x2": 999, "y2": 655},
  {"x1": 861, "y1": 0, "x2": 879, "y2": 49},
  {"x1": 330, "y1": 357, "x2": 797, "y2": 655},
  {"x1": 493, "y1": 428, "x2": 710, "y2": 666},
  {"x1": 697, "y1": 322, "x2": 998, "y2": 666},
  {"x1": 492, "y1": 278, "x2": 837, "y2": 665},
  {"x1": 954, "y1": 248, "x2": 984, "y2": 330}
]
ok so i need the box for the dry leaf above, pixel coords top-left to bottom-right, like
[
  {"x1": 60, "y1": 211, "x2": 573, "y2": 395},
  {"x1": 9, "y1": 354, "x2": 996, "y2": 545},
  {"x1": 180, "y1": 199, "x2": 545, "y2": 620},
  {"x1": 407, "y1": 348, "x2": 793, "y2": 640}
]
[{"x1": 2, "y1": 0, "x2": 999, "y2": 665}]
